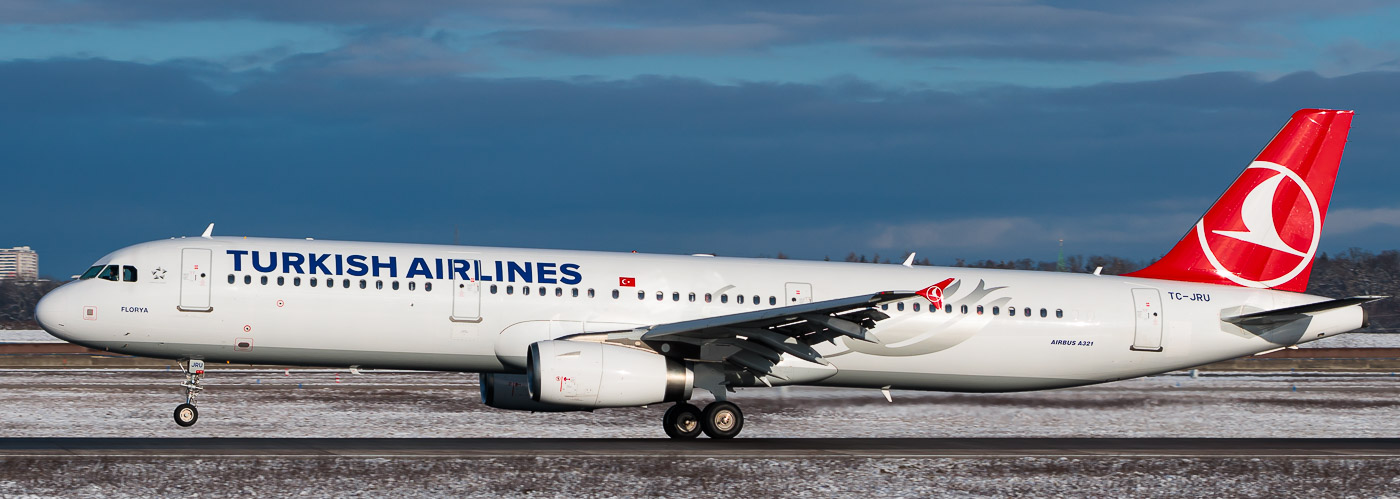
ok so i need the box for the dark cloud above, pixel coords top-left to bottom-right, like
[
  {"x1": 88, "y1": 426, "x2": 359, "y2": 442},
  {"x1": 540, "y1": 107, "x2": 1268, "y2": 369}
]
[{"x1": 3, "y1": 58, "x2": 1399, "y2": 274}]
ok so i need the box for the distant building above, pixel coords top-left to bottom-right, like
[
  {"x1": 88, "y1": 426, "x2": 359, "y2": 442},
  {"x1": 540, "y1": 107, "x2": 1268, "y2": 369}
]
[{"x1": 0, "y1": 246, "x2": 38, "y2": 281}]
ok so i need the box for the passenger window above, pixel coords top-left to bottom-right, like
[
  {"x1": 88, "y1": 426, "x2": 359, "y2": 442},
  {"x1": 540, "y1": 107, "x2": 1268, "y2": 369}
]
[
  {"x1": 425, "y1": 282, "x2": 432, "y2": 292},
  {"x1": 491, "y1": 284, "x2": 498, "y2": 294},
  {"x1": 1040, "y1": 308, "x2": 1048, "y2": 318},
  {"x1": 376, "y1": 280, "x2": 384, "y2": 290},
  {"x1": 1024, "y1": 307, "x2": 1031, "y2": 317},
  {"x1": 705, "y1": 293, "x2": 712, "y2": 303},
  {"x1": 409, "y1": 282, "x2": 416, "y2": 291},
  {"x1": 277, "y1": 276, "x2": 285, "y2": 286},
  {"x1": 293, "y1": 277, "x2": 301, "y2": 286},
  {"x1": 752, "y1": 295, "x2": 759, "y2": 305},
  {"x1": 539, "y1": 286, "x2": 546, "y2": 296},
  {"x1": 656, "y1": 291, "x2": 664, "y2": 301},
  {"x1": 976, "y1": 305, "x2": 983, "y2": 315},
  {"x1": 587, "y1": 288, "x2": 594, "y2": 298},
  {"x1": 1055, "y1": 309, "x2": 1063, "y2": 319},
  {"x1": 343, "y1": 279, "x2": 350, "y2": 288},
  {"x1": 570, "y1": 288, "x2": 578, "y2": 297},
  {"x1": 992, "y1": 306, "x2": 999, "y2": 315},
  {"x1": 80, "y1": 266, "x2": 104, "y2": 279},
  {"x1": 310, "y1": 277, "x2": 318, "y2": 288},
  {"x1": 391, "y1": 281, "x2": 399, "y2": 291},
  {"x1": 638, "y1": 290, "x2": 645, "y2": 300},
  {"x1": 770, "y1": 296, "x2": 777, "y2": 306},
  {"x1": 881, "y1": 304, "x2": 888, "y2": 310},
  {"x1": 244, "y1": 275, "x2": 251, "y2": 285},
  {"x1": 912, "y1": 302, "x2": 920, "y2": 312},
  {"x1": 612, "y1": 289, "x2": 619, "y2": 299},
  {"x1": 738, "y1": 295, "x2": 746, "y2": 304},
  {"x1": 228, "y1": 274, "x2": 235, "y2": 284},
  {"x1": 960, "y1": 305, "x2": 968, "y2": 314},
  {"x1": 672, "y1": 292, "x2": 680, "y2": 301},
  {"x1": 97, "y1": 265, "x2": 118, "y2": 281},
  {"x1": 507, "y1": 285, "x2": 514, "y2": 295},
  {"x1": 896, "y1": 302, "x2": 904, "y2": 311},
  {"x1": 261, "y1": 276, "x2": 269, "y2": 285},
  {"x1": 944, "y1": 304, "x2": 952, "y2": 313},
  {"x1": 122, "y1": 266, "x2": 138, "y2": 282},
  {"x1": 359, "y1": 279, "x2": 367, "y2": 289},
  {"x1": 557, "y1": 287, "x2": 564, "y2": 297},
  {"x1": 689, "y1": 292, "x2": 696, "y2": 302},
  {"x1": 721, "y1": 294, "x2": 729, "y2": 303}
]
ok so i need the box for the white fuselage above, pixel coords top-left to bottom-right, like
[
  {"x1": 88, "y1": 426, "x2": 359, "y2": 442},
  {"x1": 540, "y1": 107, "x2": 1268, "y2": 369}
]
[{"x1": 36, "y1": 236, "x2": 1362, "y2": 393}]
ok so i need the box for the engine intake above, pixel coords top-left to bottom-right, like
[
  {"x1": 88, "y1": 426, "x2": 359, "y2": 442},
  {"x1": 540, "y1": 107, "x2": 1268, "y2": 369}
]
[{"x1": 527, "y1": 340, "x2": 692, "y2": 408}]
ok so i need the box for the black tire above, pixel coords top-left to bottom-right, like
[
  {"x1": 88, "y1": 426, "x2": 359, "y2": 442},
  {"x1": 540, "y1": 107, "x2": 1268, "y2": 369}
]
[
  {"x1": 701, "y1": 401, "x2": 743, "y2": 439},
  {"x1": 174, "y1": 403, "x2": 199, "y2": 427},
  {"x1": 663, "y1": 403, "x2": 703, "y2": 440}
]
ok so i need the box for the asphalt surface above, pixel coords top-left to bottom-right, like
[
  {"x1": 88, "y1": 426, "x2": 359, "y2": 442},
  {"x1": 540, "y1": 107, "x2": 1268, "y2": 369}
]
[{"x1": 3, "y1": 438, "x2": 1400, "y2": 458}]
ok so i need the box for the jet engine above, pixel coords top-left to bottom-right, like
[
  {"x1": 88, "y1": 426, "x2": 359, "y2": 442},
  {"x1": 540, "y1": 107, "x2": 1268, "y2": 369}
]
[
  {"x1": 479, "y1": 373, "x2": 586, "y2": 412},
  {"x1": 527, "y1": 340, "x2": 692, "y2": 408}
]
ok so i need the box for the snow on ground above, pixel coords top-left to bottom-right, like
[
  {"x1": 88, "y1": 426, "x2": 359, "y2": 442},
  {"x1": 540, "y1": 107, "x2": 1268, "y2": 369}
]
[
  {"x1": 1, "y1": 369, "x2": 1398, "y2": 439},
  {"x1": 0, "y1": 330, "x2": 60, "y2": 343}
]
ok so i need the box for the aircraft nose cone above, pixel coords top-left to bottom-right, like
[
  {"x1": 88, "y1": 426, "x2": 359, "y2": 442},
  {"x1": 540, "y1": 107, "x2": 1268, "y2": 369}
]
[{"x1": 34, "y1": 285, "x2": 73, "y2": 341}]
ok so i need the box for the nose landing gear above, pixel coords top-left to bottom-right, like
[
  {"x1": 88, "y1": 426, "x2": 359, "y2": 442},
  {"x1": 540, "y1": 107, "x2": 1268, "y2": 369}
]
[
  {"x1": 663, "y1": 400, "x2": 744, "y2": 439},
  {"x1": 173, "y1": 359, "x2": 205, "y2": 427}
]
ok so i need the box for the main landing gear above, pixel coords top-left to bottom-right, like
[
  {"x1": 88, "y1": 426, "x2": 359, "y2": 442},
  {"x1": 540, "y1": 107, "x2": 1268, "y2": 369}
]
[
  {"x1": 662, "y1": 401, "x2": 744, "y2": 439},
  {"x1": 173, "y1": 359, "x2": 205, "y2": 427}
]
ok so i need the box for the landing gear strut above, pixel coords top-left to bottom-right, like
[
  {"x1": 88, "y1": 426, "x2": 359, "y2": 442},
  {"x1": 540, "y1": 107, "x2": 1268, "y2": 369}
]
[
  {"x1": 174, "y1": 359, "x2": 205, "y2": 427},
  {"x1": 663, "y1": 401, "x2": 744, "y2": 439}
]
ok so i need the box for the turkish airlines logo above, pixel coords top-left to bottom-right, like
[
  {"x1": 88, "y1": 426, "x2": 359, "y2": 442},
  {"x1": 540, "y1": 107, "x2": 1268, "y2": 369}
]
[
  {"x1": 1196, "y1": 161, "x2": 1321, "y2": 288},
  {"x1": 916, "y1": 278, "x2": 956, "y2": 309}
]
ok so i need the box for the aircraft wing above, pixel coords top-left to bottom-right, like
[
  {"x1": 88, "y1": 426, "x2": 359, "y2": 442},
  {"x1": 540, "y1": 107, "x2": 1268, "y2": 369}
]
[{"x1": 572, "y1": 291, "x2": 916, "y2": 379}]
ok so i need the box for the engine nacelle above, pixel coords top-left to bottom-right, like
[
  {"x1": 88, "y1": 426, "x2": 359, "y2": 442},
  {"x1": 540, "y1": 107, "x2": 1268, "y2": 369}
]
[
  {"x1": 479, "y1": 373, "x2": 586, "y2": 412},
  {"x1": 527, "y1": 340, "x2": 692, "y2": 408}
]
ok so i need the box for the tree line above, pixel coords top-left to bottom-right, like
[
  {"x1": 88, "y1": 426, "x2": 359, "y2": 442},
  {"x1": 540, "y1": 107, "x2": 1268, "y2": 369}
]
[{"x1": 2, "y1": 249, "x2": 1396, "y2": 331}]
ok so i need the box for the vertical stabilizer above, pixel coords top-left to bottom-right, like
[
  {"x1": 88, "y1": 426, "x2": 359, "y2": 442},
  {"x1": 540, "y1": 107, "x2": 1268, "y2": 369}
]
[{"x1": 1125, "y1": 109, "x2": 1353, "y2": 292}]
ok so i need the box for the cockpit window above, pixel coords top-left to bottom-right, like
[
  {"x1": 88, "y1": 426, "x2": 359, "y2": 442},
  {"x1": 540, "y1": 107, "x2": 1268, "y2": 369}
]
[
  {"x1": 80, "y1": 266, "x2": 104, "y2": 280},
  {"x1": 122, "y1": 266, "x2": 138, "y2": 282},
  {"x1": 97, "y1": 265, "x2": 119, "y2": 281}
]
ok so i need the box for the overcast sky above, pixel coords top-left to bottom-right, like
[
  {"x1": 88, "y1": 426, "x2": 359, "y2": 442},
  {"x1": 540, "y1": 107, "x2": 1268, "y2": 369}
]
[{"x1": 4, "y1": 0, "x2": 1400, "y2": 276}]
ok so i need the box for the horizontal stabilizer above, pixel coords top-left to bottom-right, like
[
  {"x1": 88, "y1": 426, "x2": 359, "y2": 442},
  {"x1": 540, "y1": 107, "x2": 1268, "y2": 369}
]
[{"x1": 1222, "y1": 296, "x2": 1386, "y2": 326}]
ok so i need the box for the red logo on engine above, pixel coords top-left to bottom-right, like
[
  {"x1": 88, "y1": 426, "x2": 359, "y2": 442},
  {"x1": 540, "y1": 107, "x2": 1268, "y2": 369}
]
[
  {"x1": 916, "y1": 278, "x2": 956, "y2": 309},
  {"x1": 1196, "y1": 161, "x2": 1321, "y2": 288}
]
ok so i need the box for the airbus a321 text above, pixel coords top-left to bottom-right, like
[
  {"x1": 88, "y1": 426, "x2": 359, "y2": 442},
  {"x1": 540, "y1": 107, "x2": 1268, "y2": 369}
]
[{"x1": 36, "y1": 109, "x2": 1383, "y2": 439}]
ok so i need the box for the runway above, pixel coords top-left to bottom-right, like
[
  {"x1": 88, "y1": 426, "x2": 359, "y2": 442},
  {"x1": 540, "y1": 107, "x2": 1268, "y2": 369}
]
[{"x1": 4, "y1": 437, "x2": 1400, "y2": 458}]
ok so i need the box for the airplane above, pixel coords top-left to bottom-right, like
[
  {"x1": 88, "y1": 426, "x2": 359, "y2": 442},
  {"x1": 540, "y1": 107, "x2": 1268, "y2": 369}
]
[{"x1": 34, "y1": 108, "x2": 1382, "y2": 439}]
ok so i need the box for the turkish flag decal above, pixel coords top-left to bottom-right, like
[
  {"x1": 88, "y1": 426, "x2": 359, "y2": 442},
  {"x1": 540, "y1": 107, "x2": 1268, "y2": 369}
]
[{"x1": 619, "y1": 277, "x2": 636, "y2": 287}]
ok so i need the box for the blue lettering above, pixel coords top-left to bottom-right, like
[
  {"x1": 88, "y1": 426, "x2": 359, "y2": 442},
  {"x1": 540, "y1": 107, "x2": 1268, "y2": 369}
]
[
  {"x1": 451, "y1": 259, "x2": 471, "y2": 280},
  {"x1": 435, "y1": 258, "x2": 444, "y2": 280},
  {"x1": 560, "y1": 263, "x2": 582, "y2": 285},
  {"x1": 372, "y1": 256, "x2": 397, "y2": 278},
  {"x1": 308, "y1": 253, "x2": 332, "y2": 275},
  {"x1": 283, "y1": 252, "x2": 306, "y2": 274},
  {"x1": 252, "y1": 251, "x2": 278, "y2": 273},
  {"x1": 226, "y1": 250, "x2": 249, "y2": 271},
  {"x1": 346, "y1": 255, "x2": 368, "y2": 276},
  {"x1": 537, "y1": 262, "x2": 557, "y2": 284},
  {"x1": 335, "y1": 254, "x2": 344, "y2": 275},
  {"x1": 406, "y1": 258, "x2": 433, "y2": 279},
  {"x1": 507, "y1": 261, "x2": 532, "y2": 283}
]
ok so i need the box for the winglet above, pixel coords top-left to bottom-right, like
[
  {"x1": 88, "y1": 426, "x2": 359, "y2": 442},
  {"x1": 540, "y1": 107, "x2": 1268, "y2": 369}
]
[
  {"x1": 902, "y1": 253, "x2": 916, "y2": 268},
  {"x1": 200, "y1": 223, "x2": 215, "y2": 239}
]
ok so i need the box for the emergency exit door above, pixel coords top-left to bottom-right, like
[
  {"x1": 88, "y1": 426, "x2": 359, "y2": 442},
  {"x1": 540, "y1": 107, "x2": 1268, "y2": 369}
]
[
  {"x1": 1130, "y1": 288, "x2": 1163, "y2": 352},
  {"x1": 178, "y1": 248, "x2": 213, "y2": 312},
  {"x1": 451, "y1": 259, "x2": 482, "y2": 322},
  {"x1": 785, "y1": 282, "x2": 813, "y2": 305}
]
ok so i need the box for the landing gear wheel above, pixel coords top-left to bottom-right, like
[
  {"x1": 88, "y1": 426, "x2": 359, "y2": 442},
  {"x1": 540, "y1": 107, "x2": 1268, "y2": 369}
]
[
  {"x1": 174, "y1": 403, "x2": 199, "y2": 427},
  {"x1": 701, "y1": 401, "x2": 743, "y2": 439},
  {"x1": 663, "y1": 403, "x2": 703, "y2": 440}
]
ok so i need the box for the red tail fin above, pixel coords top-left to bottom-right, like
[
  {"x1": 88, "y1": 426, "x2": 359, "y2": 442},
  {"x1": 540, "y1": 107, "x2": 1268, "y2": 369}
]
[{"x1": 1125, "y1": 109, "x2": 1353, "y2": 292}]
